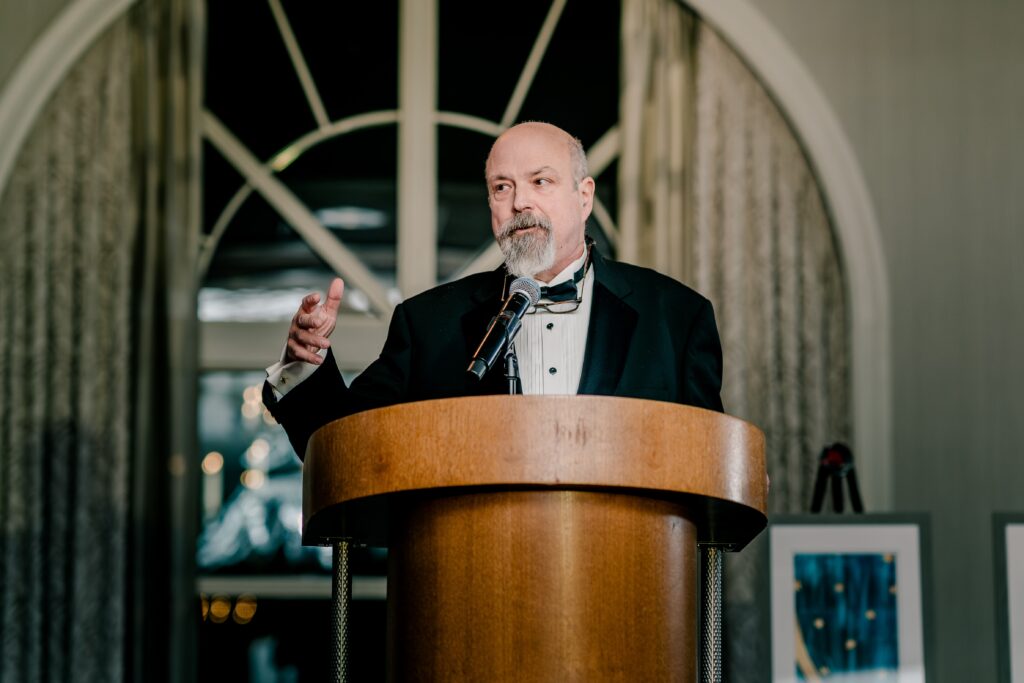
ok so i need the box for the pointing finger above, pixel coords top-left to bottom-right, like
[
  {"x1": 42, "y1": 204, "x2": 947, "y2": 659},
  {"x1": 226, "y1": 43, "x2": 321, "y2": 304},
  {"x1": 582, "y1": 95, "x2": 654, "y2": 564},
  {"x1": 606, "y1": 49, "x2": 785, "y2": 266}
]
[{"x1": 323, "y1": 278, "x2": 344, "y2": 315}]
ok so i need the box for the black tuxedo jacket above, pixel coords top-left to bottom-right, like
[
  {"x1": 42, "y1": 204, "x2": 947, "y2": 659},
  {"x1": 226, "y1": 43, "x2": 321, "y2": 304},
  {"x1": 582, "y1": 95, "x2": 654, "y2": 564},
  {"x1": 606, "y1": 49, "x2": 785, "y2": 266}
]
[{"x1": 265, "y1": 249, "x2": 724, "y2": 459}]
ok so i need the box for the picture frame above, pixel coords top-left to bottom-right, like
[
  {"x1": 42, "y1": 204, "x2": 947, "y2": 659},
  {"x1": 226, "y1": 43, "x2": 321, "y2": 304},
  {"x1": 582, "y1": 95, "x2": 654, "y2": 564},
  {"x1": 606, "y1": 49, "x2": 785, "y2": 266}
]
[
  {"x1": 994, "y1": 513, "x2": 1024, "y2": 683},
  {"x1": 764, "y1": 514, "x2": 933, "y2": 682}
]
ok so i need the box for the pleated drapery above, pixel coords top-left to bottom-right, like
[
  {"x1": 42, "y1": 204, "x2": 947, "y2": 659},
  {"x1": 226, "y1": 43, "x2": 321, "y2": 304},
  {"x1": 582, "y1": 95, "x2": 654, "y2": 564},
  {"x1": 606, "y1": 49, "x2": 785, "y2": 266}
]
[
  {"x1": 620, "y1": 3, "x2": 852, "y2": 506},
  {"x1": 620, "y1": 4, "x2": 852, "y2": 679},
  {"x1": 0, "y1": 19, "x2": 135, "y2": 682},
  {"x1": 0, "y1": 3, "x2": 200, "y2": 680},
  {"x1": 619, "y1": 0, "x2": 698, "y2": 282},
  {"x1": 691, "y1": 25, "x2": 851, "y2": 518},
  {"x1": 690, "y1": 23, "x2": 852, "y2": 680}
]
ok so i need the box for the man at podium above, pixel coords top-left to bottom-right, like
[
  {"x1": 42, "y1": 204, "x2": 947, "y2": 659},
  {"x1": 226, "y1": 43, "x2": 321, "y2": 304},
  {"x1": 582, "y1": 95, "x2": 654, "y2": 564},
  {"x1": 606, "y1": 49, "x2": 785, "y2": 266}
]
[{"x1": 263, "y1": 122, "x2": 724, "y2": 459}]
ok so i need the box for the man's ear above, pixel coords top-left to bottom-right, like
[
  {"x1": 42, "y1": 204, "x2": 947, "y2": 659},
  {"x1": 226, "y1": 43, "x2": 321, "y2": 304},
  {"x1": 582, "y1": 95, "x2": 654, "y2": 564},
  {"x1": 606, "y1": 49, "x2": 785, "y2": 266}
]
[{"x1": 579, "y1": 176, "x2": 595, "y2": 218}]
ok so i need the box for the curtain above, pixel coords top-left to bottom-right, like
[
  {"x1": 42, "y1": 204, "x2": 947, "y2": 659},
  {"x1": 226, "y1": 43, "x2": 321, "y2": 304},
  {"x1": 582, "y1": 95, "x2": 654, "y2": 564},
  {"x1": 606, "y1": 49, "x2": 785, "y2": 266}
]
[
  {"x1": 621, "y1": 2, "x2": 851, "y2": 503},
  {"x1": 0, "y1": 17, "x2": 135, "y2": 681},
  {"x1": 620, "y1": 2, "x2": 852, "y2": 679},
  {"x1": 690, "y1": 24, "x2": 852, "y2": 680},
  {"x1": 0, "y1": 2, "x2": 200, "y2": 681},
  {"x1": 619, "y1": 0, "x2": 696, "y2": 282},
  {"x1": 692, "y1": 24, "x2": 851, "y2": 514}
]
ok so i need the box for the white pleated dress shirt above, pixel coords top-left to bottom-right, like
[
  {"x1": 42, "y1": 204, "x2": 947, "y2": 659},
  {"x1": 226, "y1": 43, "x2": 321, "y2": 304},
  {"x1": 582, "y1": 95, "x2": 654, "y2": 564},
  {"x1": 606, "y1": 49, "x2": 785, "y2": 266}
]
[{"x1": 514, "y1": 250, "x2": 593, "y2": 395}]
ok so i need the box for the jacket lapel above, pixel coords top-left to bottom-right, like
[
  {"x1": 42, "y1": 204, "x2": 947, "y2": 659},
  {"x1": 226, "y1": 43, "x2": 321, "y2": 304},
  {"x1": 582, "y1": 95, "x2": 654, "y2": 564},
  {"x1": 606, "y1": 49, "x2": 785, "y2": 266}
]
[{"x1": 577, "y1": 250, "x2": 638, "y2": 396}]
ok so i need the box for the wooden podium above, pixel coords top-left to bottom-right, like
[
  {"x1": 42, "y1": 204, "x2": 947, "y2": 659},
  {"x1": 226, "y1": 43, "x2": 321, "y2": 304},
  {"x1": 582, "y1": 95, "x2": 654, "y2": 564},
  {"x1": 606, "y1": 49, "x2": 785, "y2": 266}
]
[{"x1": 303, "y1": 396, "x2": 767, "y2": 682}]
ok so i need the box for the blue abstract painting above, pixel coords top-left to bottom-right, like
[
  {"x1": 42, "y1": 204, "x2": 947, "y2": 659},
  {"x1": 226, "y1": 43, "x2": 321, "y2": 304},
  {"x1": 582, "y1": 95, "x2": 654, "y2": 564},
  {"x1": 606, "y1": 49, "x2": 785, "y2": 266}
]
[{"x1": 793, "y1": 553, "x2": 899, "y2": 681}]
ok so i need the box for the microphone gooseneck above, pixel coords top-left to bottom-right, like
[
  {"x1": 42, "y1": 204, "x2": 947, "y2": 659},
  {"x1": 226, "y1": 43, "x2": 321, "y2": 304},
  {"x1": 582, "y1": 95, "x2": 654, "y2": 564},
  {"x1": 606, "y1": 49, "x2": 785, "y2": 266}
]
[{"x1": 466, "y1": 277, "x2": 541, "y2": 380}]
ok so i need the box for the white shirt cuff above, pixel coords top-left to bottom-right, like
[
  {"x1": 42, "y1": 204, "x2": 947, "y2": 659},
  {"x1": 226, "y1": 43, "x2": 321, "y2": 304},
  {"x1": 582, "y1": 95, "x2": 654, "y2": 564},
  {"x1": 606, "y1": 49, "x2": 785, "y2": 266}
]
[{"x1": 265, "y1": 346, "x2": 327, "y2": 400}]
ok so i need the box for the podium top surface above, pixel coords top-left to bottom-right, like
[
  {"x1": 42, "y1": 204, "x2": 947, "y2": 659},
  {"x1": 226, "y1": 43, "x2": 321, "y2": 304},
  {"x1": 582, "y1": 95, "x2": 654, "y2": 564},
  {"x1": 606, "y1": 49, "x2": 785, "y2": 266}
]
[{"x1": 303, "y1": 395, "x2": 767, "y2": 548}]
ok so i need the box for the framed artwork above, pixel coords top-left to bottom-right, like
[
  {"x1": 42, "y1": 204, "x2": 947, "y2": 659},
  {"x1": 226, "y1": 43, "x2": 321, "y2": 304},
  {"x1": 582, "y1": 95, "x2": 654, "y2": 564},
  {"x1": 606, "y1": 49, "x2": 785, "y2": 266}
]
[
  {"x1": 765, "y1": 515, "x2": 933, "y2": 682},
  {"x1": 994, "y1": 513, "x2": 1024, "y2": 683}
]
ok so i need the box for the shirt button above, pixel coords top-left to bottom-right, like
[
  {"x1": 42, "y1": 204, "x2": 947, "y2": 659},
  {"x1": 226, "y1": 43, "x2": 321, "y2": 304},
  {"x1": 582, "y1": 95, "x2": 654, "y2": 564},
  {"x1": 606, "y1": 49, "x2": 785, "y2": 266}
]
[
  {"x1": 546, "y1": 322, "x2": 554, "y2": 330},
  {"x1": 548, "y1": 367, "x2": 557, "y2": 375}
]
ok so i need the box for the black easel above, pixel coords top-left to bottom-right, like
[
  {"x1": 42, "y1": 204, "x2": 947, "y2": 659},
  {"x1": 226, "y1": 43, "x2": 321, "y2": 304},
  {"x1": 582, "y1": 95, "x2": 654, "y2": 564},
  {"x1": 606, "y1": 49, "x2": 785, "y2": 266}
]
[{"x1": 809, "y1": 442, "x2": 864, "y2": 513}]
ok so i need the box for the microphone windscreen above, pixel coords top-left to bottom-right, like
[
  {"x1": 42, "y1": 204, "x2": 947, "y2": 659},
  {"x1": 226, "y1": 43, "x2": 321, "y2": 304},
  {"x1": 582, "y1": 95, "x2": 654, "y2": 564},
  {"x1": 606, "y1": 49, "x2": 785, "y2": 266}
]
[{"x1": 509, "y1": 277, "x2": 541, "y2": 305}]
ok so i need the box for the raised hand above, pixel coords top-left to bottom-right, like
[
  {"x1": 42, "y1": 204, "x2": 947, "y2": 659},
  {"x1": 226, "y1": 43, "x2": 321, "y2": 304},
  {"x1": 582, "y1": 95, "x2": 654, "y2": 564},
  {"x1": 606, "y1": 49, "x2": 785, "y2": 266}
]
[{"x1": 285, "y1": 278, "x2": 344, "y2": 365}]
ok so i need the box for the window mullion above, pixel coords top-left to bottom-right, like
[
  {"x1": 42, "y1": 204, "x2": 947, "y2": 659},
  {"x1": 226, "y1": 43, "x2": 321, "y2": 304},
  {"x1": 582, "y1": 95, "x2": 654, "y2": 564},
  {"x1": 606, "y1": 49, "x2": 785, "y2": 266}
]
[{"x1": 397, "y1": 0, "x2": 438, "y2": 298}]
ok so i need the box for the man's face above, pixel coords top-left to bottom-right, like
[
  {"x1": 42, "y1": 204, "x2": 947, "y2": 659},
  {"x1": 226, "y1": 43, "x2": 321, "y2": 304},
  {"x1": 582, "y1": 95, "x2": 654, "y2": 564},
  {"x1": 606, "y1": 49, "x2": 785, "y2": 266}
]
[{"x1": 485, "y1": 123, "x2": 594, "y2": 281}]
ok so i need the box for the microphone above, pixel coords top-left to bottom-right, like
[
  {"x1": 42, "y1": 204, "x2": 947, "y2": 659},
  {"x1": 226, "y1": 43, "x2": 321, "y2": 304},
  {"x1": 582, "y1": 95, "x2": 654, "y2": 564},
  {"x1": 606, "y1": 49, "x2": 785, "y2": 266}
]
[{"x1": 467, "y1": 277, "x2": 541, "y2": 380}]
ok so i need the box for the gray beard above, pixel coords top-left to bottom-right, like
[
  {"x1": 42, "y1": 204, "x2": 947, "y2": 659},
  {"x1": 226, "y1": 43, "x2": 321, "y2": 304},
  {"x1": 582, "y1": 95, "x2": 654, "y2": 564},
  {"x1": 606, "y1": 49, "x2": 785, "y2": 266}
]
[{"x1": 496, "y1": 213, "x2": 556, "y2": 279}]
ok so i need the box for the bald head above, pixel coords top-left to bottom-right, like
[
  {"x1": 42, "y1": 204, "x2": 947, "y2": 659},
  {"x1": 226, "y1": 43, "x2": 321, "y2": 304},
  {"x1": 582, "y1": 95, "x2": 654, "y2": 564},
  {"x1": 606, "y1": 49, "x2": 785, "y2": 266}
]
[
  {"x1": 484, "y1": 122, "x2": 595, "y2": 282},
  {"x1": 486, "y1": 122, "x2": 589, "y2": 188}
]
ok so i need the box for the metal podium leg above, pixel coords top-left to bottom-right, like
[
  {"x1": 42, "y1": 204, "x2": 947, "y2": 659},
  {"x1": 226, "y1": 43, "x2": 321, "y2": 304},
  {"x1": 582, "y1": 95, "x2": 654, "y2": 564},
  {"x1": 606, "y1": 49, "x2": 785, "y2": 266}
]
[
  {"x1": 700, "y1": 545, "x2": 724, "y2": 683},
  {"x1": 331, "y1": 541, "x2": 352, "y2": 683}
]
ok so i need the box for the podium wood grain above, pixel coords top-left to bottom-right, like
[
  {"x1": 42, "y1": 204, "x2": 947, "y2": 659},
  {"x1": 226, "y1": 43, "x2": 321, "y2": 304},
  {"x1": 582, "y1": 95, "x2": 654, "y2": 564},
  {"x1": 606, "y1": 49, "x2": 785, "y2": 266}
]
[{"x1": 303, "y1": 396, "x2": 766, "y2": 682}]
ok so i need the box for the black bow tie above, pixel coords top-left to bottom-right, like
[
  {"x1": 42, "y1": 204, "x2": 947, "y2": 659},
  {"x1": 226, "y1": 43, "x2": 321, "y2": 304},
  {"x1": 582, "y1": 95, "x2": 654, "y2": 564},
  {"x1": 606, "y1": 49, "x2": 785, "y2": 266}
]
[{"x1": 539, "y1": 261, "x2": 586, "y2": 302}]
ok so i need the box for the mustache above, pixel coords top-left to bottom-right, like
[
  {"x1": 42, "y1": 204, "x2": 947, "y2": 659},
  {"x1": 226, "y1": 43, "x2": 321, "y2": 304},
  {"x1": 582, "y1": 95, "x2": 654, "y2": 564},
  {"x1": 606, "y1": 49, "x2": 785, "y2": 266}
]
[{"x1": 498, "y1": 212, "x2": 552, "y2": 239}]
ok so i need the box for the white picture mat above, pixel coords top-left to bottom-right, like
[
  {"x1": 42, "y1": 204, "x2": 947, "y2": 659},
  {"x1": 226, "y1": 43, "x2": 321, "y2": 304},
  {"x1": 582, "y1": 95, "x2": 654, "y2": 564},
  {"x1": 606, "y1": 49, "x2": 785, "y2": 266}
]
[
  {"x1": 1007, "y1": 524, "x2": 1024, "y2": 683},
  {"x1": 770, "y1": 524, "x2": 925, "y2": 683}
]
